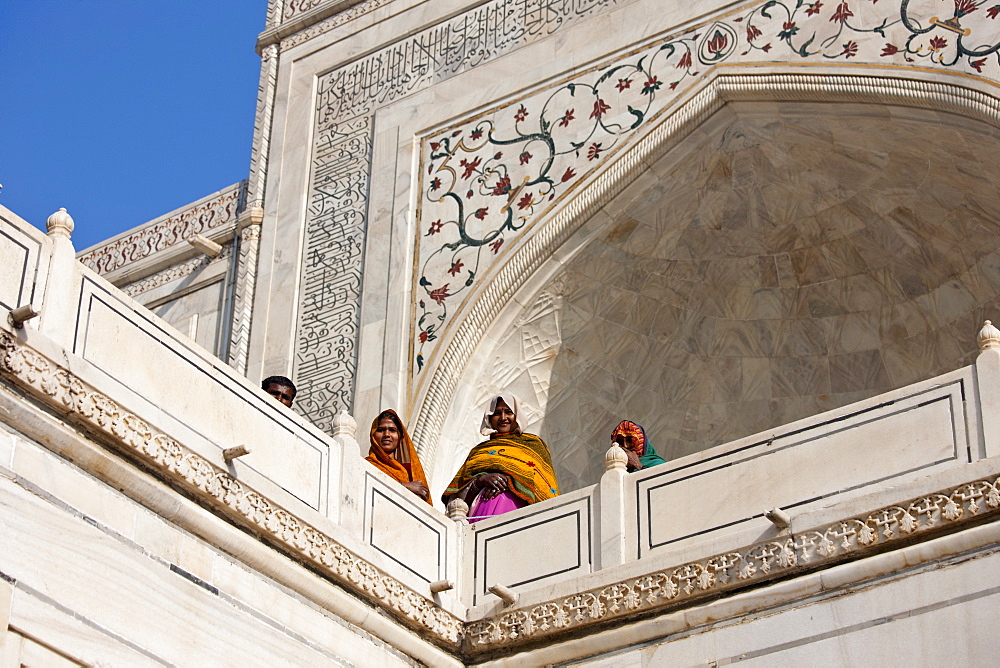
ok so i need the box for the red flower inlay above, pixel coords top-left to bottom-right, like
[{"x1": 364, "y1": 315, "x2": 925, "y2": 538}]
[
  {"x1": 492, "y1": 175, "x2": 511, "y2": 196},
  {"x1": 929, "y1": 36, "x2": 948, "y2": 51},
  {"x1": 489, "y1": 239, "x2": 503, "y2": 254},
  {"x1": 470, "y1": 128, "x2": 484, "y2": 140},
  {"x1": 460, "y1": 156, "x2": 481, "y2": 179},
  {"x1": 989, "y1": 5, "x2": 1000, "y2": 19},
  {"x1": 430, "y1": 141, "x2": 440, "y2": 151},
  {"x1": 514, "y1": 106, "x2": 528, "y2": 122},
  {"x1": 706, "y1": 30, "x2": 728, "y2": 55},
  {"x1": 474, "y1": 207, "x2": 489, "y2": 220},
  {"x1": 519, "y1": 151, "x2": 533, "y2": 165},
  {"x1": 587, "y1": 142, "x2": 602, "y2": 161},
  {"x1": 746, "y1": 24, "x2": 762, "y2": 41},
  {"x1": 677, "y1": 51, "x2": 692, "y2": 69},
  {"x1": 517, "y1": 192, "x2": 534, "y2": 209},
  {"x1": 842, "y1": 40, "x2": 858, "y2": 58},
  {"x1": 955, "y1": 0, "x2": 978, "y2": 16},
  {"x1": 558, "y1": 109, "x2": 575, "y2": 127},
  {"x1": 616, "y1": 78, "x2": 632, "y2": 91},
  {"x1": 419, "y1": 331, "x2": 428, "y2": 343},
  {"x1": 448, "y1": 259, "x2": 464, "y2": 276},
  {"x1": 881, "y1": 43, "x2": 899, "y2": 57},
  {"x1": 429, "y1": 285, "x2": 450, "y2": 304},
  {"x1": 971, "y1": 58, "x2": 987, "y2": 72},
  {"x1": 430, "y1": 177, "x2": 442, "y2": 191},
  {"x1": 427, "y1": 219, "x2": 443, "y2": 235},
  {"x1": 831, "y1": 2, "x2": 853, "y2": 23},
  {"x1": 591, "y1": 98, "x2": 611, "y2": 119},
  {"x1": 805, "y1": 1, "x2": 823, "y2": 16},
  {"x1": 561, "y1": 167, "x2": 576, "y2": 182}
]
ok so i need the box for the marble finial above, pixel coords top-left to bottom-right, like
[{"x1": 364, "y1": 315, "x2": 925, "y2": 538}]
[
  {"x1": 605, "y1": 444, "x2": 628, "y2": 471},
  {"x1": 331, "y1": 408, "x2": 357, "y2": 437},
  {"x1": 978, "y1": 320, "x2": 1000, "y2": 351},
  {"x1": 446, "y1": 498, "x2": 469, "y2": 521},
  {"x1": 46, "y1": 207, "x2": 74, "y2": 239}
]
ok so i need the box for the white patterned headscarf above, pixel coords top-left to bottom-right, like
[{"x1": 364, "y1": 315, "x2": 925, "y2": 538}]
[{"x1": 480, "y1": 393, "x2": 521, "y2": 436}]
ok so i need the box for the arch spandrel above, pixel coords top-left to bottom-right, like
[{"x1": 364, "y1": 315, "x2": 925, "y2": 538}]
[
  {"x1": 420, "y1": 89, "x2": 1000, "y2": 492},
  {"x1": 407, "y1": 0, "x2": 1000, "y2": 482}
]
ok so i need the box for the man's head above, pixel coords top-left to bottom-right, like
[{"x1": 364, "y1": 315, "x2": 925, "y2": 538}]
[{"x1": 262, "y1": 375, "x2": 296, "y2": 408}]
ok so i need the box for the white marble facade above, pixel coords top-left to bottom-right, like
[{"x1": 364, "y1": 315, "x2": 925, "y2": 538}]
[{"x1": 22, "y1": 0, "x2": 1000, "y2": 663}]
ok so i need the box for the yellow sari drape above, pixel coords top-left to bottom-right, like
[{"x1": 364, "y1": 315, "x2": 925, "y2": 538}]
[{"x1": 443, "y1": 433, "x2": 559, "y2": 504}]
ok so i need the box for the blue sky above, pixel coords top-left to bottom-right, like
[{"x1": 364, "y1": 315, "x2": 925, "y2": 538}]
[{"x1": 2, "y1": 1, "x2": 268, "y2": 251}]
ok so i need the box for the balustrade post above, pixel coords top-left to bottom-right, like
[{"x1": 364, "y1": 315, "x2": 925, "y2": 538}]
[
  {"x1": 331, "y1": 408, "x2": 364, "y2": 535},
  {"x1": 38, "y1": 208, "x2": 79, "y2": 349},
  {"x1": 599, "y1": 445, "x2": 629, "y2": 569},
  {"x1": 975, "y1": 320, "x2": 1000, "y2": 460}
]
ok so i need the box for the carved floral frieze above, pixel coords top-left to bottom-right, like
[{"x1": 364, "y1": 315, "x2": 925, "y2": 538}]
[
  {"x1": 464, "y1": 475, "x2": 1000, "y2": 651},
  {"x1": 79, "y1": 184, "x2": 243, "y2": 276},
  {"x1": 0, "y1": 329, "x2": 463, "y2": 645},
  {"x1": 413, "y1": 0, "x2": 1000, "y2": 373}
]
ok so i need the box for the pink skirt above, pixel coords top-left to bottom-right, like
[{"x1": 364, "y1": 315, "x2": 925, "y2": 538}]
[{"x1": 468, "y1": 489, "x2": 527, "y2": 522}]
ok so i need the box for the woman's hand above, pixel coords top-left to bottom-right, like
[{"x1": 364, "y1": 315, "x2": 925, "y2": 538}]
[
  {"x1": 474, "y1": 473, "x2": 508, "y2": 500},
  {"x1": 619, "y1": 444, "x2": 642, "y2": 470},
  {"x1": 403, "y1": 480, "x2": 430, "y2": 501}
]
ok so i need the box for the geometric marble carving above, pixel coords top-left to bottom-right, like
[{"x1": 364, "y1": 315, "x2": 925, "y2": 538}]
[{"x1": 462, "y1": 101, "x2": 1000, "y2": 491}]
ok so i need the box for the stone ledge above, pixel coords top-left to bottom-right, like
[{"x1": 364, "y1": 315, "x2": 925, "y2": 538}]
[
  {"x1": 3, "y1": 326, "x2": 999, "y2": 661},
  {"x1": 463, "y1": 473, "x2": 1000, "y2": 655},
  {"x1": 0, "y1": 328, "x2": 464, "y2": 649}
]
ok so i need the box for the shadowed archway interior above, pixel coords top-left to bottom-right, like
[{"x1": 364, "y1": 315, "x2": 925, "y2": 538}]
[{"x1": 492, "y1": 100, "x2": 1000, "y2": 492}]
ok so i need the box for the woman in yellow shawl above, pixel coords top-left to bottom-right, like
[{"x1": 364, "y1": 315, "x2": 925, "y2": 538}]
[
  {"x1": 442, "y1": 394, "x2": 559, "y2": 521},
  {"x1": 365, "y1": 409, "x2": 431, "y2": 503}
]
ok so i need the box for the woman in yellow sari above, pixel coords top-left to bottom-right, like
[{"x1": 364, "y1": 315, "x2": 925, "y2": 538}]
[
  {"x1": 365, "y1": 409, "x2": 431, "y2": 503},
  {"x1": 442, "y1": 394, "x2": 558, "y2": 520}
]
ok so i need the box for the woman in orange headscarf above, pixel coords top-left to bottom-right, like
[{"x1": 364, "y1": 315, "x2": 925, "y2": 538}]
[{"x1": 365, "y1": 409, "x2": 431, "y2": 503}]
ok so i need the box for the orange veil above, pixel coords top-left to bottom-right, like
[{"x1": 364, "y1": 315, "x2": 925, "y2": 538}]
[{"x1": 365, "y1": 409, "x2": 431, "y2": 504}]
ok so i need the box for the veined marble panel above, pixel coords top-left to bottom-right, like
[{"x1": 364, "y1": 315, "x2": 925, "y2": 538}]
[
  {"x1": 471, "y1": 492, "x2": 593, "y2": 606},
  {"x1": 0, "y1": 207, "x2": 46, "y2": 315},
  {"x1": 636, "y1": 376, "x2": 970, "y2": 558},
  {"x1": 364, "y1": 469, "x2": 451, "y2": 584},
  {"x1": 73, "y1": 278, "x2": 328, "y2": 509}
]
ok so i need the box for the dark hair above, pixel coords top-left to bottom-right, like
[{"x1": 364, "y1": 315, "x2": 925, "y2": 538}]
[
  {"x1": 377, "y1": 410, "x2": 403, "y2": 431},
  {"x1": 262, "y1": 375, "x2": 296, "y2": 398}
]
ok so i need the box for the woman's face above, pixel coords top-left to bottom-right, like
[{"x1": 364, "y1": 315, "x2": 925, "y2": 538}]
[
  {"x1": 614, "y1": 433, "x2": 637, "y2": 451},
  {"x1": 374, "y1": 416, "x2": 400, "y2": 455},
  {"x1": 489, "y1": 399, "x2": 516, "y2": 434}
]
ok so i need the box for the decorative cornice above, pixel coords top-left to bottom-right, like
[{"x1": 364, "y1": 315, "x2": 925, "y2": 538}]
[
  {"x1": 464, "y1": 474, "x2": 1000, "y2": 653},
  {"x1": 121, "y1": 244, "x2": 233, "y2": 299},
  {"x1": 78, "y1": 183, "x2": 244, "y2": 277},
  {"x1": 257, "y1": 0, "x2": 385, "y2": 52},
  {"x1": 0, "y1": 329, "x2": 463, "y2": 646}
]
